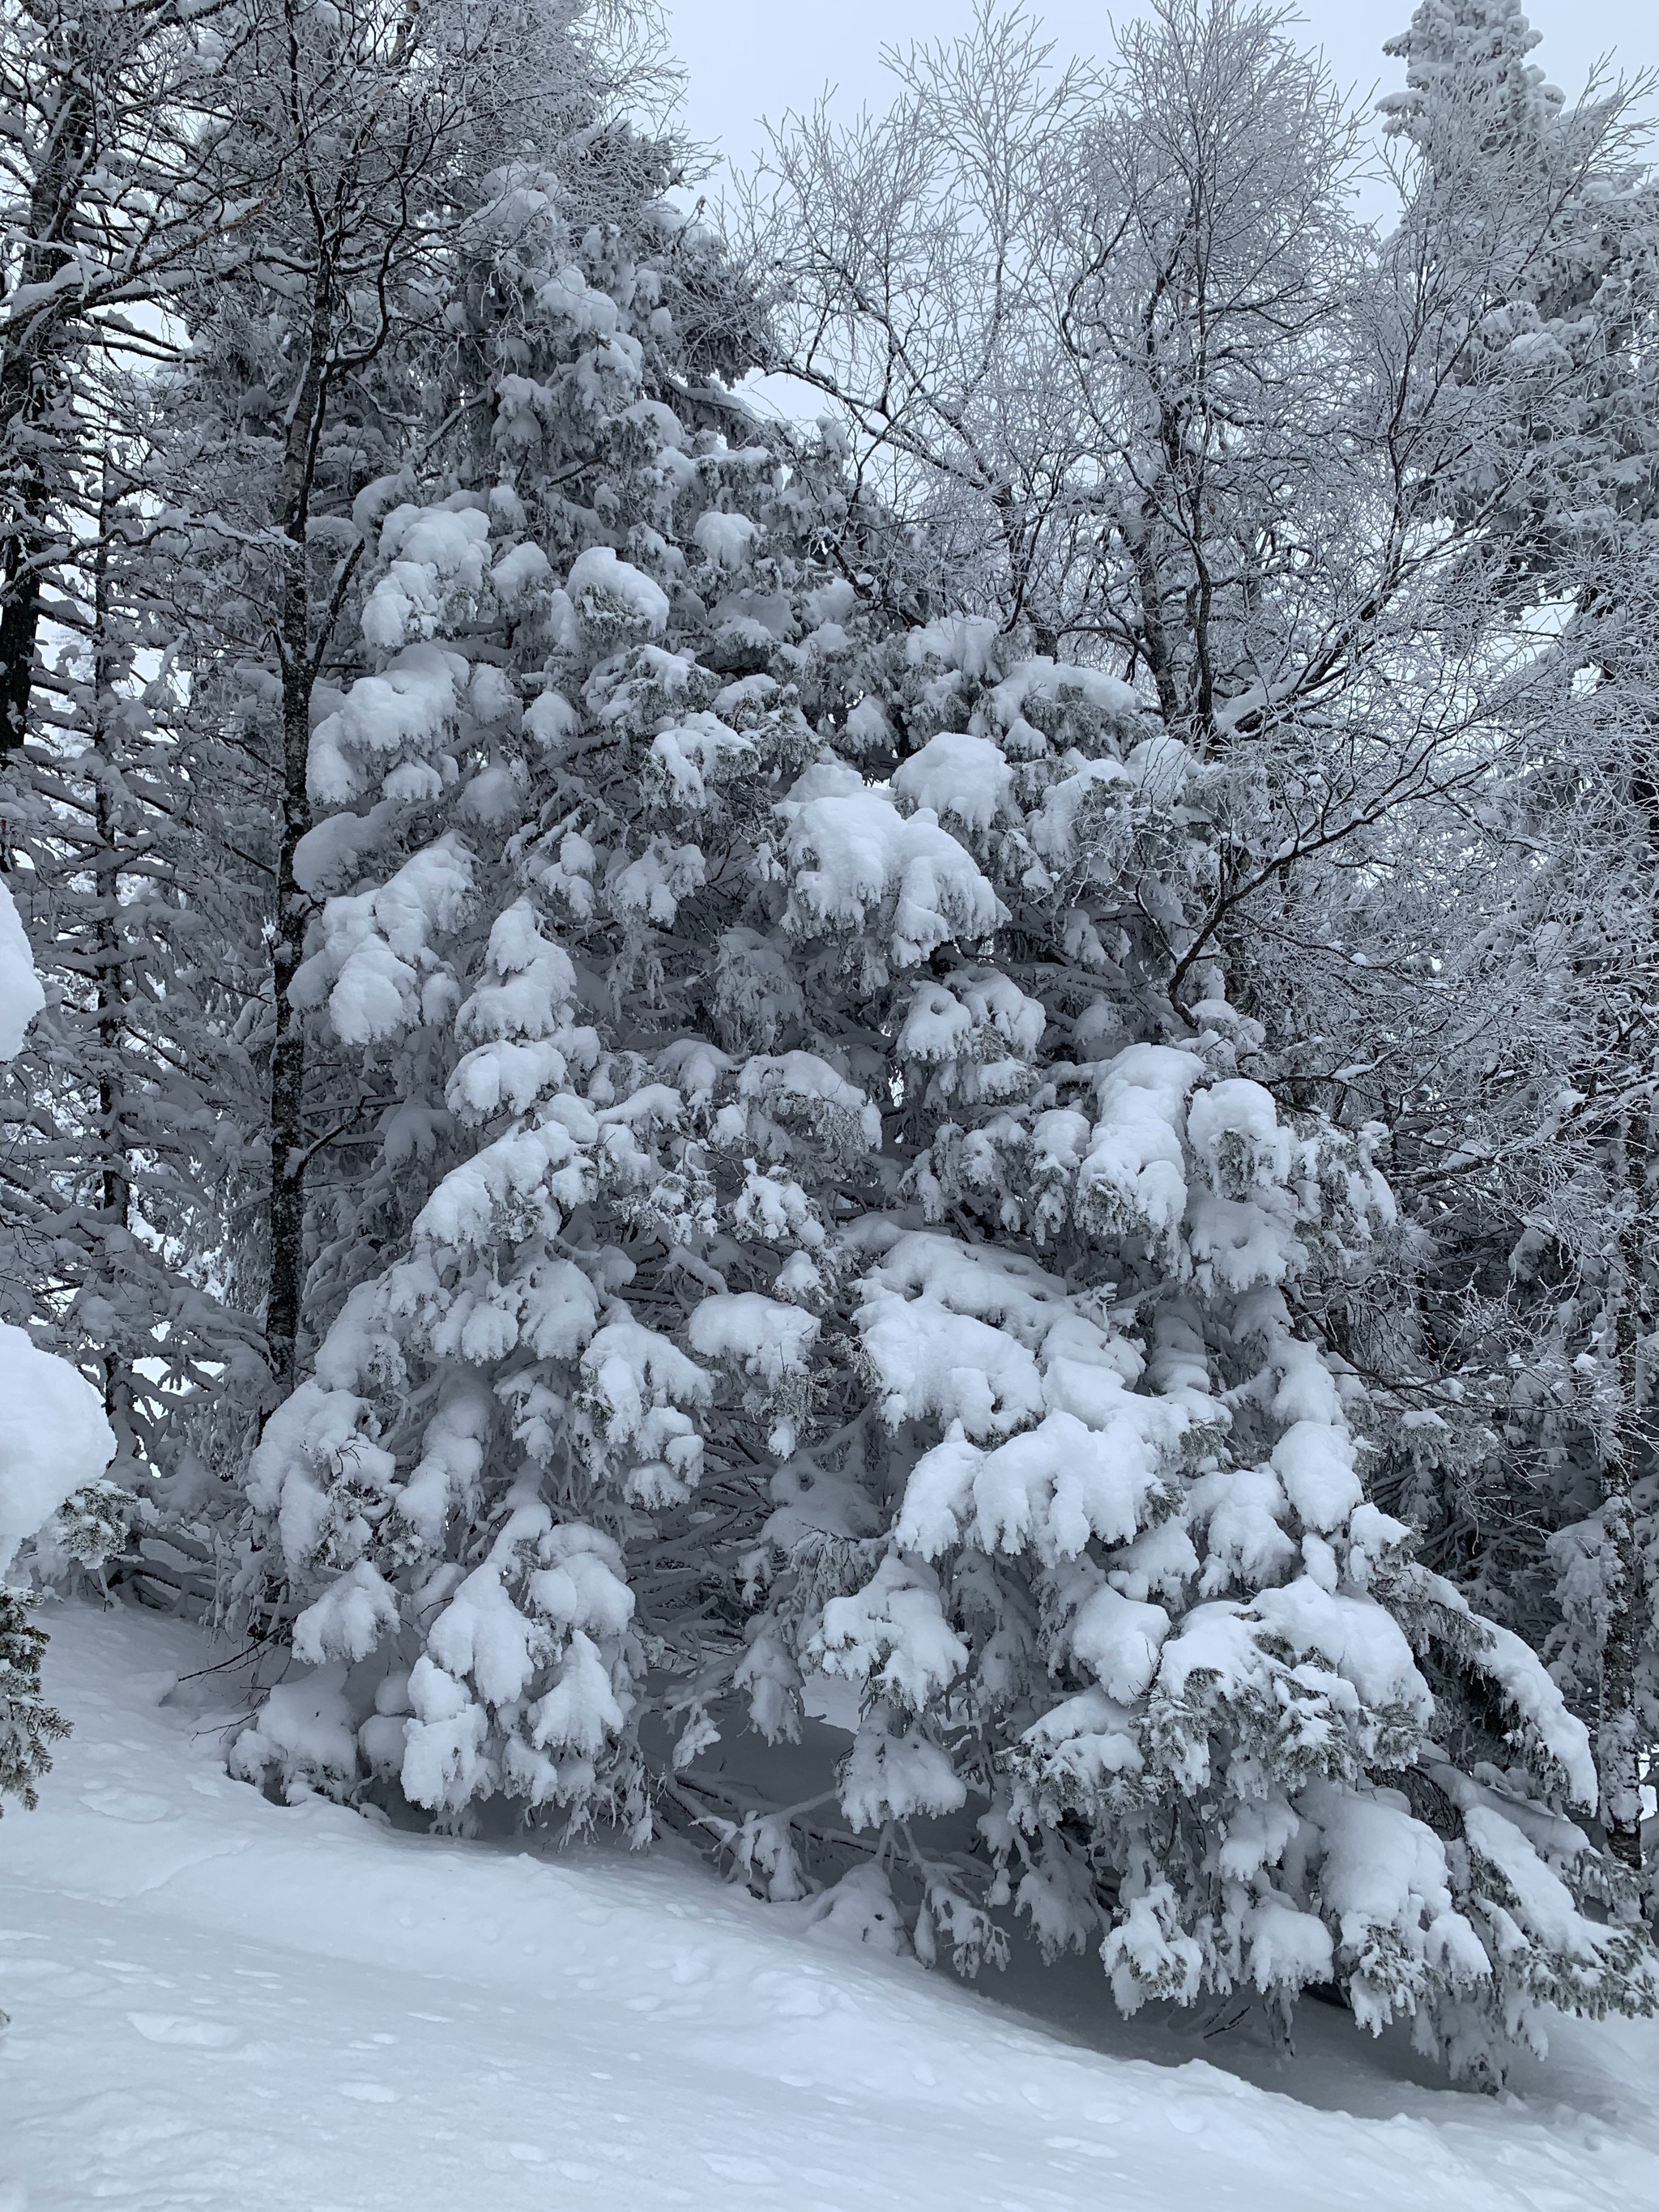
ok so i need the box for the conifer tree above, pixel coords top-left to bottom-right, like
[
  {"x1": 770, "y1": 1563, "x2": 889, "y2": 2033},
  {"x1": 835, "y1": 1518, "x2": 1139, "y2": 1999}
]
[
  {"x1": 0, "y1": 0, "x2": 1648, "y2": 2086},
  {"x1": 226, "y1": 104, "x2": 1657, "y2": 2073}
]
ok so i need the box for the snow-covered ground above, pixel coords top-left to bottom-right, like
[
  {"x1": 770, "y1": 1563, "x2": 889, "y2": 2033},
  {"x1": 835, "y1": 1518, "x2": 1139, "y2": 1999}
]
[{"x1": 2, "y1": 1600, "x2": 1656, "y2": 2212}]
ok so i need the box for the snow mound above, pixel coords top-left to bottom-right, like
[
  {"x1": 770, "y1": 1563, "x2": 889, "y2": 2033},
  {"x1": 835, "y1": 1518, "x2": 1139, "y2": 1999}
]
[
  {"x1": 0, "y1": 1323, "x2": 117, "y2": 1579},
  {"x1": 0, "y1": 878, "x2": 45, "y2": 1059}
]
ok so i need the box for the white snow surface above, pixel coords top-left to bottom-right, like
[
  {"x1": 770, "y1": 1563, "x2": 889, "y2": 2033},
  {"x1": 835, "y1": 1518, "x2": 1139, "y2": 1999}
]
[{"x1": 4, "y1": 1603, "x2": 1657, "y2": 2212}]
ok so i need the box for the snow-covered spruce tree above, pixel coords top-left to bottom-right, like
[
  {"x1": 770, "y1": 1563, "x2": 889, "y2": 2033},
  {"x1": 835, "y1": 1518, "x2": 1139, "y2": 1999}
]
[
  {"x1": 227, "y1": 196, "x2": 1657, "y2": 2076},
  {"x1": 143, "y1": 0, "x2": 667, "y2": 1413},
  {"x1": 0, "y1": 1587, "x2": 62, "y2": 1818},
  {"x1": 219, "y1": 96, "x2": 847, "y2": 1724},
  {"x1": 729, "y1": 623, "x2": 1653, "y2": 2078}
]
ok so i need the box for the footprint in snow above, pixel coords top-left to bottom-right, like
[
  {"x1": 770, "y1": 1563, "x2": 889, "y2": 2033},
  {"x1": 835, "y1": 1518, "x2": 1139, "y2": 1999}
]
[
  {"x1": 702, "y1": 2154, "x2": 780, "y2": 2185},
  {"x1": 127, "y1": 2014, "x2": 240, "y2": 2048},
  {"x1": 1045, "y1": 2135, "x2": 1121, "y2": 2160},
  {"x1": 83, "y1": 1788, "x2": 174, "y2": 1824}
]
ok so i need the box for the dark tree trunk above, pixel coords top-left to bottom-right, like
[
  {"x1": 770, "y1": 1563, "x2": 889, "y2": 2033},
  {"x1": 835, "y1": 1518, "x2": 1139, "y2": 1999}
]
[{"x1": 261, "y1": 262, "x2": 335, "y2": 1401}]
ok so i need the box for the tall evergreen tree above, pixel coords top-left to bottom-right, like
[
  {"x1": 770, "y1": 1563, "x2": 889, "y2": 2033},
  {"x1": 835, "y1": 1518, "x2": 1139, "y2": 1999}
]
[
  {"x1": 225, "y1": 105, "x2": 1657, "y2": 2075},
  {"x1": 0, "y1": 0, "x2": 1650, "y2": 2088}
]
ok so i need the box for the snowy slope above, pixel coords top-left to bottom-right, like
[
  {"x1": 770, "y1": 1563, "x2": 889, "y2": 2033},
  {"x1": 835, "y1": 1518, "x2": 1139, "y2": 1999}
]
[{"x1": 2, "y1": 1601, "x2": 1656, "y2": 2212}]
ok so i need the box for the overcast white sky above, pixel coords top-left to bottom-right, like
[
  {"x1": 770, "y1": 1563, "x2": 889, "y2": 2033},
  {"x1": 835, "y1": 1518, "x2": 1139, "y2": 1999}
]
[{"x1": 663, "y1": 2, "x2": 1658, "y2": 177}]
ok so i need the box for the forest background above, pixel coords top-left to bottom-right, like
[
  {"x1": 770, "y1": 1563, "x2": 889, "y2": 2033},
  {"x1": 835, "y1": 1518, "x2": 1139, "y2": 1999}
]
[{"x1": 2, "y1": 0, "x2": 1659, "y2": 2087}]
